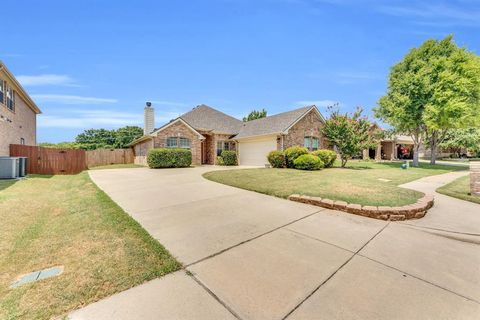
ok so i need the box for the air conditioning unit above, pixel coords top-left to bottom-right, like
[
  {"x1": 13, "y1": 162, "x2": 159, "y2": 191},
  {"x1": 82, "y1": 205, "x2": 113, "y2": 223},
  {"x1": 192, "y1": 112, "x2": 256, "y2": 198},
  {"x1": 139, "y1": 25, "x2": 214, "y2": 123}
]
[{"x1": 0, "y1": 157, "x2": 20, "y2": 179}]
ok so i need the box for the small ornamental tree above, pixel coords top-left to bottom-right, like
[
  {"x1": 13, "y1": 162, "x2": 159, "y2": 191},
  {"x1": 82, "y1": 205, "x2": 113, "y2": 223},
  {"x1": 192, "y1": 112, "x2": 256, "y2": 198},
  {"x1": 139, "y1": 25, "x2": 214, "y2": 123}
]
[{"x1": 322, "y1": 108, "x2": 374, "y2": 167}]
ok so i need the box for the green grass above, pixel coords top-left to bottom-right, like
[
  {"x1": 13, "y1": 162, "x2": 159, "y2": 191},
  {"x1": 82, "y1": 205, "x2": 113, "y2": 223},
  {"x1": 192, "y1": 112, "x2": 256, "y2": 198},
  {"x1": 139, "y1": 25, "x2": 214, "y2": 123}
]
[
  {"x1": 0, "y1": 173, "x2": 180, "y2": 320},
  {"x1": 437, "y1": 175, "x2": 480, "y2": 205},
  {"x1": 204, "y1": 160, "x2": 465, "y2": 207},
  {"x1": 89, "y1": 163, "x2": 145, "y2": 170}
]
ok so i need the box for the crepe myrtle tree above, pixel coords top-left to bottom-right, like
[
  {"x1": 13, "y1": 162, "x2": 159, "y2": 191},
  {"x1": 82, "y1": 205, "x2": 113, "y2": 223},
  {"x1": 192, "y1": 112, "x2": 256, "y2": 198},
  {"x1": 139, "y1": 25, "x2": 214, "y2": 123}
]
[
  {"x1": 375, "y1": 35, "x2": 480, "y2": 166},
  {"x1": 322, "y1": 107, "x2": 375, "y2": 167}
]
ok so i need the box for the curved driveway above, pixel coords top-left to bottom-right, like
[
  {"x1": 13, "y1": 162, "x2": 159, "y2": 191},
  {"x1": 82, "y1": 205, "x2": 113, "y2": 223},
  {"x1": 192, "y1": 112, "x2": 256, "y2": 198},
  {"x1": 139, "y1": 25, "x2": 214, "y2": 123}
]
[{"x1": 70, "y1": 167, "x2": 480, "y2": 320}]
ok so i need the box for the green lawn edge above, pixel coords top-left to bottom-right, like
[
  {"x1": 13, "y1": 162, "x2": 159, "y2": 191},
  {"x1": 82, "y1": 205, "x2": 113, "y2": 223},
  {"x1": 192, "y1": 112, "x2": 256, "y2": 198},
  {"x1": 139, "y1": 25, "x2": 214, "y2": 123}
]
[
  {"x1": 203, "y1": 161, "x2": 464, "y2": 207},
  {"x1": 436, "y1": 175, "x2": 480, "y2": 205}
]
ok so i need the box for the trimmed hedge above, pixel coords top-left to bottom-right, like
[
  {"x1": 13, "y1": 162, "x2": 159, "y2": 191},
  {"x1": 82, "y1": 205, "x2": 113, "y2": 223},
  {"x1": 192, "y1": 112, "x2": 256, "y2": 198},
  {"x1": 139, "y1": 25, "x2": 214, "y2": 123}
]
[
  {"x1": 147, "y1": 148, "x2": 192, "y2": 168},
  {"x1": 284, "y1": 146, "x2": 309, "y2": 168},
  {"x1": 220, "y1": 150, "x2": 237, "y2": 166},
  {"x1": 293, "y1": 154, "x2": 324, "y2": 170},
  {"x1": 267, "y1": 151, "x2": 285, "y2": 168},
  {"x1": 312, "y1": 149, "x2": 337, "y2": 168}
]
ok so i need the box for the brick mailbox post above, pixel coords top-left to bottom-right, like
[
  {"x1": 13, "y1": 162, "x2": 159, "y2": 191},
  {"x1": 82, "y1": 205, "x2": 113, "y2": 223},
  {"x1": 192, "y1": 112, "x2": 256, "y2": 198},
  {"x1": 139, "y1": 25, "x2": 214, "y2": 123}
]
[{"x1": 471, "y1": 162, "x2": 480, "y2": 197}]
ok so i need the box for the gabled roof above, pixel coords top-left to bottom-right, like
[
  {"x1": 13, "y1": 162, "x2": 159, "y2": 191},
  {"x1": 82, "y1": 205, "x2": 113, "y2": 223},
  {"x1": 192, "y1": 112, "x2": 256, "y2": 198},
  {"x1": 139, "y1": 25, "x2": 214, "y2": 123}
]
[
  {"x1": 0, "y1": 61, "x2": 41, "y2": 114},
  {"x1": 180, "y1": 104, "x2": 243, "y2": 134},
  {"x1": 233, "y1": 105, "x2": 323, "y2": 139}
]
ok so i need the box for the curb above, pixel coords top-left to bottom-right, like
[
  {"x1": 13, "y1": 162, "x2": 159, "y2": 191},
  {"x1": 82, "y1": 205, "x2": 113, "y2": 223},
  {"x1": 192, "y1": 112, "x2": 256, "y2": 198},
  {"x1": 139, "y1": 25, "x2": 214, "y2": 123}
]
[{"x1": 288, "y1": 194, "x2": 434, "y2": 221}]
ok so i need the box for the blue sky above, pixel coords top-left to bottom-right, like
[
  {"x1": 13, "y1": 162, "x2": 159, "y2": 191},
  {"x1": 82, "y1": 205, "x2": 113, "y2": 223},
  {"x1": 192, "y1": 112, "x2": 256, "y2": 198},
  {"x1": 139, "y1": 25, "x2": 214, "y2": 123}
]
[{"x1": 3, "y1": 0, "x2": 479, "y2": 142}]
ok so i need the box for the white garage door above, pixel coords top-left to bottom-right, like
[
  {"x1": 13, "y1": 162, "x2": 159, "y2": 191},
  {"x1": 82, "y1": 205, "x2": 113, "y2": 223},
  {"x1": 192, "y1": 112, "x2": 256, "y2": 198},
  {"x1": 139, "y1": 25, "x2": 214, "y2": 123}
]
[{"x1": 238, "y1": 136, "x2": 277, "y2": 166}]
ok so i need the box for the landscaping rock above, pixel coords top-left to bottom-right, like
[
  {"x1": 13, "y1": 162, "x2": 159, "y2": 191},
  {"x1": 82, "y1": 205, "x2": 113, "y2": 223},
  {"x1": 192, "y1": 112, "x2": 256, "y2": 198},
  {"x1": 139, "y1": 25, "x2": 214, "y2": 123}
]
[
  {"x1": 320, "y1": 199, "x2": 334, "y2": 209},
  {"x1": 346, "y1": 204, "x2": 362, "y2": 214},
  {"x1": 415, "y1": 211, "x2": 426, "y2": 219},
  {"x1": 333, "y1": 200, "x2": 348, "y2": 210},
  {"x1": 389, "y1": 214, "x2": 406, "y2": 221},
  {"x1": 309, "y1": 196, "x2": 323, "y2": 206},
  {"x1": 361, "y1": 206, "x2": 378, "y2": 218}
]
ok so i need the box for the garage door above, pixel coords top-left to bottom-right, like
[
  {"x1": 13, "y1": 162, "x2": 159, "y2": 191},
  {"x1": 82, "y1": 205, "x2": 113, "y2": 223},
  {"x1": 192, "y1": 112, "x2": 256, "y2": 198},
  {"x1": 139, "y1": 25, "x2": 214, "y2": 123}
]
[{"x1": 238, "y1": 136, "x2": 277, "y2": 166}]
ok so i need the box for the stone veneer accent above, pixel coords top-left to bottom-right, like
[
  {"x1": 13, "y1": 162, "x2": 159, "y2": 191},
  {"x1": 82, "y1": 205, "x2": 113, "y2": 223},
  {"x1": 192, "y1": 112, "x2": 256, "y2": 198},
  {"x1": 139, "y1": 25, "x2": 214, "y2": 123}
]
[
  {"x1": 288, "y1": 194, "x2": 434, "y2": 220},
  {"x1": 471, "y1": 162, "x2": 480, "y2": 197}
]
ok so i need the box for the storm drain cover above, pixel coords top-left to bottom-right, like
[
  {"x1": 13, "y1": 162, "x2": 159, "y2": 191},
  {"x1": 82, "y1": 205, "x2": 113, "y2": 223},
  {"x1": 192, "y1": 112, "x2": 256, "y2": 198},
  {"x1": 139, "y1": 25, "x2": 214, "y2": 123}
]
[{"x1": 10, "y1": 266, "x2": 64, "y2": 288}]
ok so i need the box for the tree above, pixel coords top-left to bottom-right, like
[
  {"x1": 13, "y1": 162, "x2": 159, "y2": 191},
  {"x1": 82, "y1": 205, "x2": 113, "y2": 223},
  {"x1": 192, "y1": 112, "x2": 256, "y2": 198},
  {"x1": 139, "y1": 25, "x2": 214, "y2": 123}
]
[
  {"x1": 439, "y1": 128, "x2": 480, "y2": 158},
  {"x1": 114, "y1": 126, "x2": 143, "y2": 148},
  {"x1": 375, "y1": 36, "x2": 480, "y2": 166},
  {"x1": 75, "y1": 128, "x2": 116, "y2": 150},
  {"x1": 39, "y1": 142, "x2": 82, "y2": 149},
  {"x1": 243, "y1": 109, "x2": 267, "y2": 122},
  {"x1": 322, "y1": 107, "x2": 374, "y2": 167}
]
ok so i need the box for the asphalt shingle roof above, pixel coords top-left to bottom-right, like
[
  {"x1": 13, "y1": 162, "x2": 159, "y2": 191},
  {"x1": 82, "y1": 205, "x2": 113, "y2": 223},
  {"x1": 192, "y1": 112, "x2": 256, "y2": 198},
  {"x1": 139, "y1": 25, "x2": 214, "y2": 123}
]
[
  {"x1": 233, "y1": 106, "x2": 315, "y2": 139},
  {"x1": 180, "y1": 104, "x2": 243, "y2": 134}
]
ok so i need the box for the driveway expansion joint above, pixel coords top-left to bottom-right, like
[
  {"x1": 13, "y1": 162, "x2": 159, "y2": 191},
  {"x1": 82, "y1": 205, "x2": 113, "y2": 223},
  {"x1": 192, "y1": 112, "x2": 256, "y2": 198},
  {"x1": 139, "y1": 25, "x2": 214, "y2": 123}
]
[
  {"x1": 184, "y1": 209, "x2": 325, "y2": 267},
  {"x1": 188, "y1": 272, "x2": 243, "y2": 320},
  {"x1": 357, "y1": 254, "x2": 480, "y2": 304},
  {"x1": 282, "y1": 222, "x2": 391, "y2": 320}
]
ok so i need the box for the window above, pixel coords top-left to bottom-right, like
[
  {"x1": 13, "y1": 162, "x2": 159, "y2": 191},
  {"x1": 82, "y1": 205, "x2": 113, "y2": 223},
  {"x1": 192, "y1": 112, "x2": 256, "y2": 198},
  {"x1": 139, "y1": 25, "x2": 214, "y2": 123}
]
[
  {"x1": 20, "y1": 138, "x2": 25, "y2": 145},
  {"x1": 167, "y1": 137, "x2": 191, "y2": 149},
  {"x1": 304, "y1": 136, "x2": 319, "y2": 151},
  {"x1": 179, "y1": 137, "x2": 191, "y2": 149},
  {"x1": 6, "y1": 86, "x2": 14, "y2": 112},
  {"x1": 217, "y1": 141, "x2": 232, "y2": 156},
  {"x1": 166, "y1": 137, "x2": 177, "y2": 148},
  {"x1": 0, "y1": 80, "x2": 4, "y2": 105}
]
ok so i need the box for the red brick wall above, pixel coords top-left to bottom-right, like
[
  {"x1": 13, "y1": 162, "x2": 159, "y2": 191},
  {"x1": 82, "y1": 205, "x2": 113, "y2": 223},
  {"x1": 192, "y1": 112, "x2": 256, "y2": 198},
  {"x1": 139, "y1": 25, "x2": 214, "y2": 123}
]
[{"x1": 153, "y1": 121, "x2": 203, "y2": 165}]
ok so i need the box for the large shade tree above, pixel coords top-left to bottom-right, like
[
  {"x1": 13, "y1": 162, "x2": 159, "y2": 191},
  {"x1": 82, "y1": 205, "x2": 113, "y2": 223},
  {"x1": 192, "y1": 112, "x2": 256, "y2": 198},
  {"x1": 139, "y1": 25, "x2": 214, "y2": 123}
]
[{"x1": 375, "y1": 36, "x2": 480, "y2": 166}]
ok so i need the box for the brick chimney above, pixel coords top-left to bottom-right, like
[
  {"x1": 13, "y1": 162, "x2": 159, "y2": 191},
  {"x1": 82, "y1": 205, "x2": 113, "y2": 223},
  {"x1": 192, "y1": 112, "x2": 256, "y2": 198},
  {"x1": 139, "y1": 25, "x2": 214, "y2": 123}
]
[{"x1": 144, "y1": 102, "x2": 154, "y2": 135}]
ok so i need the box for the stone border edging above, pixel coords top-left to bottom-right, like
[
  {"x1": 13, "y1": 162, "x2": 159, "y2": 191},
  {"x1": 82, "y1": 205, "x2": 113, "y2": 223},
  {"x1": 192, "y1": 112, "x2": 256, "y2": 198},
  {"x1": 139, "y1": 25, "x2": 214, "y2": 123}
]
[{"x1": 287, "y1": 194, "x2": 434, "y2": 221}]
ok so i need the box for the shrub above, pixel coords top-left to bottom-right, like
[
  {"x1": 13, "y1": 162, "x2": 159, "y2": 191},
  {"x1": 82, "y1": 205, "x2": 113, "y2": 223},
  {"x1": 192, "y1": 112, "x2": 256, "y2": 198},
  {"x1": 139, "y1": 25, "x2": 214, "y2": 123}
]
[
  {"x1": 220, "y1": 150, "x2": 237, "y2": 166},
  {"x1": 312, "y1": 149, "x2": 337, "y2": 168},
  {"x1": 284, "y1": 146, "x2": 309, "y2": 168},
  {"x1": 267, "y1": 151, "x2": 285, "y2": 168},
  {"x1": 147, "y1": 148, "x2": 192, "y2": 168},
  {"x1": 216, "y1": 156, "x2": 225, "y2": 165},
  {"x1": 293, "y1": 154, "x2": 324, "y2": 170}
]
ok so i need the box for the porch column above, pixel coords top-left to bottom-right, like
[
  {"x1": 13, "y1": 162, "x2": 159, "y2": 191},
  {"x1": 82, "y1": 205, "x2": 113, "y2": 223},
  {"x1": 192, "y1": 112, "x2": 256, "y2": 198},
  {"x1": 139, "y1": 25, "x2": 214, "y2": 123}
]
[
  {"x1": 375, "y1": 143, "x2": 382, "y2": 161},
  {"x1": 391, "y1": 142, "x2": 396, "y2": 160},
  {"x1": 394, "y1": 143, "x2": 398, "y2": 159}
]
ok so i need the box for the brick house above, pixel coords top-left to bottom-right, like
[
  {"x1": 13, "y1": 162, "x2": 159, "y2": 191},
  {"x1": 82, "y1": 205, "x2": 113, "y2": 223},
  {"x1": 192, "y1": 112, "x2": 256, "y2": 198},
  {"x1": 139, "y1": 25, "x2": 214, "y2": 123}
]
[
  {"x1": 129, "y1": 104, "x2": 326, "y2": 166},
  {"x1": 0, "y1": 61, "x2": 41, "y2": 156}
]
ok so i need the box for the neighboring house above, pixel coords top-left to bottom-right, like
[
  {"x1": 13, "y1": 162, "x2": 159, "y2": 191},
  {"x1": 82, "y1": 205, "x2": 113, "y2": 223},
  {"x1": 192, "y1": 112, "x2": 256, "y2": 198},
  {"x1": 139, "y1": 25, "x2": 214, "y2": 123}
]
[
  {"x1": 129, "y1": 103, "x2": 326, "y2": 166},
  {"x1": 0, "y1": 61, "x2": 41, "y2": 156}
]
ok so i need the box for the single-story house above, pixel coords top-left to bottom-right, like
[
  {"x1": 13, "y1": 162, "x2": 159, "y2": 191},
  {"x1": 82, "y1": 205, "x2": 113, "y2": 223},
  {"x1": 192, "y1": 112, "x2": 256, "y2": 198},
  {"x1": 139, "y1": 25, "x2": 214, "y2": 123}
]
[
  {"x1": 0, "y1": 61, "x2": 41, "y2": 156},
  {"x1": 129, "y1": 103, "x2": 326, "y2": 166}
]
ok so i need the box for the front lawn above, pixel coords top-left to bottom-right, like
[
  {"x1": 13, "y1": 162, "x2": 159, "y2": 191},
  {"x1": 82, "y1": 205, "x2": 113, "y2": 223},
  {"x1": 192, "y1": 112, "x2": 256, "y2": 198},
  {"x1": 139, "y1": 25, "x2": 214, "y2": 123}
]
[
  {"x1": 0, "y1": 173, "x2": 180, "y2": 320},
  {"x1": 436, "y1": 175, "x2": 480, "y2": 205},
  {"x1": 204, "y1": 161, "x2": 464, "y2": 207}
]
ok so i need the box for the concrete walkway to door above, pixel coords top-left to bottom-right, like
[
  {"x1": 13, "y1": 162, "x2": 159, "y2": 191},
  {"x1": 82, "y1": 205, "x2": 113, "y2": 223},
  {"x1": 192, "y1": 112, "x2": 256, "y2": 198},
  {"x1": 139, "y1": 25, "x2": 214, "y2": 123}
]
[{"x1": 70, "y1": 166, "x2": 480, "y2": 320}]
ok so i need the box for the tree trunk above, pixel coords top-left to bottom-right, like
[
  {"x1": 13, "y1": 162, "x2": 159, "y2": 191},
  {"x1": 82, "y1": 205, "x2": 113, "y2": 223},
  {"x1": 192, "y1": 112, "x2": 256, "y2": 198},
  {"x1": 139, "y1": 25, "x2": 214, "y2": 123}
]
[
  {"x1": 412, "y1": 143, "x2": 420, "y2": 167},
  {"x1": 341, "y1": 157, "x2": 348, "y2": 167},
  {"x1": 429, "y1": 131, "x2": 438, "y2": 165}
]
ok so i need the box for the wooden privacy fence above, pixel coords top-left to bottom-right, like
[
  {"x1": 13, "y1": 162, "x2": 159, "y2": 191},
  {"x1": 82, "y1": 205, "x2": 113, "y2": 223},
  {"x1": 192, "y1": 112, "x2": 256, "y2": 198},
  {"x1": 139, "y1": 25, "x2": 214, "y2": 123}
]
[
  {"x1": 86, "y1": 148, "x2": 134, "y2": 167},
  {"x1": 10, "y1": 144, "x2": 87, "y2": 175},
  {"x1": 9, "y1": 145, "x2": 135, "y2": 175}
]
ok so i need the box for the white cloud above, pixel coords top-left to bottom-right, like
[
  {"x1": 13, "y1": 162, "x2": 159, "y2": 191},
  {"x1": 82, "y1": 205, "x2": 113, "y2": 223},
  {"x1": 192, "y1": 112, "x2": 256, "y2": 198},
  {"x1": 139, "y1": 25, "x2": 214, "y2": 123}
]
[
  {"x1": 295, "y1": 100, "x2": 340, "y2": 108},
  {"x1": 31, "y1": 94, "x2": 118, "y2": 104},
  {"x1": 16, "y1": 74, "x2": 78, "y2": 87}
]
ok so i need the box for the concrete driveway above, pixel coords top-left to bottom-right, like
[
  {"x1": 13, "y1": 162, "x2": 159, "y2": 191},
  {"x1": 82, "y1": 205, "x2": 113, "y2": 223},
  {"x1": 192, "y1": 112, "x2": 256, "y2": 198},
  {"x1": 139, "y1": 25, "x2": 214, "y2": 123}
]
[{"x1": 70, "y1": 167, "x2": 480, "y2": 320}]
